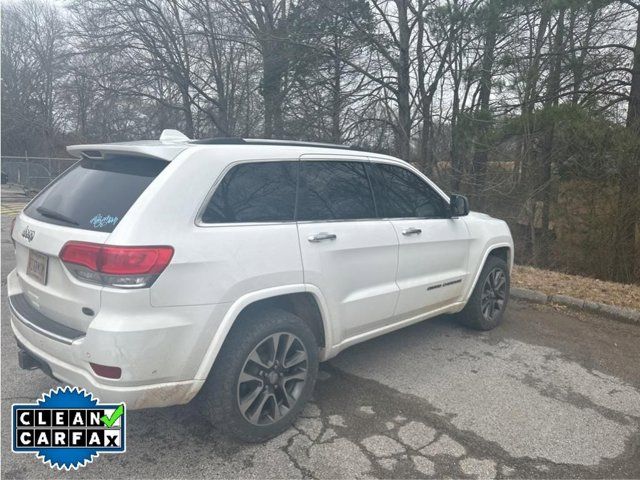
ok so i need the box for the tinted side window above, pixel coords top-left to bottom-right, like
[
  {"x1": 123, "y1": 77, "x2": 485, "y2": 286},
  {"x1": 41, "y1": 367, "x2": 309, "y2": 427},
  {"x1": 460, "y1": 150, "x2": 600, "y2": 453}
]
[
  {"x1": 369, "y1": 163, "x2": 447, "y2": 218},
  {"x1": 202, "y1": 161, "x2": 297, "y2": 223},
  {"x1": 297, "y1": 161, "x2": 376, "y2": 221}
]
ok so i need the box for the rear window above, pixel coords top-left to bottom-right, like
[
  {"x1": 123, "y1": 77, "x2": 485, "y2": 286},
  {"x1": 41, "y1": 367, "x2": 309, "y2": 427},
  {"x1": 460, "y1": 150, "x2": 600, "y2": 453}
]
[{"x1": 25, "y1": 155, "x2": 167, "y2": 232}]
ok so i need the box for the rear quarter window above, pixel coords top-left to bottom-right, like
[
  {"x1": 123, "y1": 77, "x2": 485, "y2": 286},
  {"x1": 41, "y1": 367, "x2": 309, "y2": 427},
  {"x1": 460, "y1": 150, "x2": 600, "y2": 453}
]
[
  {"x1": 24, "y1": 155, "x2": 167, "y2": 232},
  {"x1": 201, "y1": 161, "x2": 298, "y2": 223}
]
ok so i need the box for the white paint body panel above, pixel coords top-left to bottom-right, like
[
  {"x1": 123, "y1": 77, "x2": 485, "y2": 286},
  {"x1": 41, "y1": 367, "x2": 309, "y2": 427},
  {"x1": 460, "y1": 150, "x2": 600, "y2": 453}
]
[
  {"x1": 9, "y1": 142, "x2": 513, "y2": 409},
  {"x1": 12, "y1": 215, "x2": 108, "y2": 332},
  {"x1": 297, "y1": 220, "x2": 400, "y2": 341},
  {"x1": 391, "y1": 218, "x2": 470, "y2": 316}
]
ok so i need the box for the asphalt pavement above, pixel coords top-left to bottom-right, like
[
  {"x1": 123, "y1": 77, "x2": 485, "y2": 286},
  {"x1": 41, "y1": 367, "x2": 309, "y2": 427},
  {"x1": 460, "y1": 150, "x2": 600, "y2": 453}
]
[{"x1": 1, "y1": 212, "x2": 639, "y2": 479}]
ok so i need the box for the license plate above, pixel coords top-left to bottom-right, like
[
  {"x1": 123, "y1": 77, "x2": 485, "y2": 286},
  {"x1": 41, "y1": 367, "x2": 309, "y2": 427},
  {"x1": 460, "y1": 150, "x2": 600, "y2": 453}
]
[{"x1": 27, "y1": 250, "x2": 48, "y2": 285}]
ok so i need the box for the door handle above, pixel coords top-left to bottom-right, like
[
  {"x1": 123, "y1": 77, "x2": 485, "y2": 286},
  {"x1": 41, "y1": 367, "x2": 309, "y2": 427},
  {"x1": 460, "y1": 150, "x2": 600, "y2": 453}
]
[
  {"x1": 402, "y1": 227, "x2": 422, "y2": 236},
  {"x1": 308, "y1": 232, "x2": 337, "y2": 243}
]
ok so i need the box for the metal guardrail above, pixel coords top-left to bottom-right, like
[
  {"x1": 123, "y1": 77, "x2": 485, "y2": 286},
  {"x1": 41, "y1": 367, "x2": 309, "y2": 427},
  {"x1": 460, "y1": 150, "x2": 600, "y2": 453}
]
[{"x1": 1, "y1": 156, "x2": 76, "y2": 193}]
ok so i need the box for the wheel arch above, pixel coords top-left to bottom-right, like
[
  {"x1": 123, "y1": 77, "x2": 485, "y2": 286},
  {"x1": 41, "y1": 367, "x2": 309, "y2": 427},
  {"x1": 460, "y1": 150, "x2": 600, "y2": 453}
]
[
  {"x1": 487, "y1": 245, "x2": 512, "y2": 269},
  {"x1": 463, "y1": 243, "x2": 513, "y2": 304},
  {"x1": 194, "y1": 285, "x2": 332, "y2": 381}
]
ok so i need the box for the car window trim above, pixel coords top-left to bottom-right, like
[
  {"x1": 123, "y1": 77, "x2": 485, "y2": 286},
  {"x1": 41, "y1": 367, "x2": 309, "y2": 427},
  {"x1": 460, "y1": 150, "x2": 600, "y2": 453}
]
[
  {"x1": 197, "y1": 157, "x2": 446, "y2": 227},
  {"x1": 195, "y1": 158, "x2": 300, "y2": 227},
  {"x1": 368, "y1": 157, "x2": 451, "y2": 203},
  {"x1": 367, "y1": 160, "x2": 451, "y2": 220},
  {"x1": 363, "y1": 162, "x2": 380, "y2": 218},
  {"x1": 295, "y1": 159, "x2": 379, "y2": 223}
]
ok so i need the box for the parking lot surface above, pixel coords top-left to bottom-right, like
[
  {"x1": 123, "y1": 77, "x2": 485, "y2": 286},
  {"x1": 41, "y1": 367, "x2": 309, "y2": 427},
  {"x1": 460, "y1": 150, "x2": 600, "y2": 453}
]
[{"x1": 2, "y1": 213, "x2": 639, "y2": 479}]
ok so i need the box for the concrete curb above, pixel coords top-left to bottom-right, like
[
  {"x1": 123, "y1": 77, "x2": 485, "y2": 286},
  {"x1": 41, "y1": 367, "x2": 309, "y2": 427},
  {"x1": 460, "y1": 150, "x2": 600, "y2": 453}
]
[{"x1": 510, "y1": 287, "x2": 640, "y2": 326}]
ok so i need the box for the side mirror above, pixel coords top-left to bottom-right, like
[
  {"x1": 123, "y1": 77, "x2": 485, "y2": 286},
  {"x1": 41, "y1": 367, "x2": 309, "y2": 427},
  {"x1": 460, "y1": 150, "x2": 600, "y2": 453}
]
[{"x1": 450, "y1": 194, "x2": 469, "y2": 217}]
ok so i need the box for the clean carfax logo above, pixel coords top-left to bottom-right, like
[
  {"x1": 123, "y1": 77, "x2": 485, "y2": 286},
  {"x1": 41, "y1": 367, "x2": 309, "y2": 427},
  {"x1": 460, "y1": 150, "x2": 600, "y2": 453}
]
[{"x1": 12, "y1": 387, "x2": 126, "y2": 470}]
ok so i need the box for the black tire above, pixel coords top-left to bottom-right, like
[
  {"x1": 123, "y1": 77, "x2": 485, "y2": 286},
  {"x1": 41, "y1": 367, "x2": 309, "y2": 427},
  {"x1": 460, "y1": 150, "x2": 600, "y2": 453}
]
[
  {"x1": 202, "y1": 307, "x2": 319, "y2": 442},
  {"x1": 458, "y1": 256, "x2": 510, "y2": 330}
]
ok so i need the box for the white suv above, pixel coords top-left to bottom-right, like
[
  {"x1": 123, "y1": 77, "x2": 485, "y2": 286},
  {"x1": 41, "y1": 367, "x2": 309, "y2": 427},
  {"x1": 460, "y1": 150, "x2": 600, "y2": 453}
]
[{"x1": 8, "y1": 131, "x2": 513, "y2": 442}]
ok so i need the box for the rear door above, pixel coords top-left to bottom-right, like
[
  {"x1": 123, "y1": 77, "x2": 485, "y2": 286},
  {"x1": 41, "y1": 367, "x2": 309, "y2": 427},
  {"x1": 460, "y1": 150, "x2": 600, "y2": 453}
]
[
  {"x1": 368, "y1": 161, "x2": 470, "y2": 317},
  {"x1": 296, "y1": 158, "x2": 399, "y2": 342},
  {"x1": 12, "y1": 155, "x2": 167, "y2": 333}
]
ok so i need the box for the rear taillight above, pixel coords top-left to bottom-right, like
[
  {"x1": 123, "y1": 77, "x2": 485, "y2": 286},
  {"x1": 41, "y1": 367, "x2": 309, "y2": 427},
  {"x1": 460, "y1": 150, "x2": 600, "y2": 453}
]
[{"x1": 60, "y1": 242, "x2": 174, "y2": 289}]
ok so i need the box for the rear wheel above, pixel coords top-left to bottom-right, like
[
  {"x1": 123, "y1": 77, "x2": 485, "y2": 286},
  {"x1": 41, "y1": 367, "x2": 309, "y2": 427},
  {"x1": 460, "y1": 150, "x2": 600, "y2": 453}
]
[
  {"x1": 459, "y1": 256, "x2": 509, "y2": 330},
  {"x1": 202, "y1": 308, "x2": 318, "y2": 442}
]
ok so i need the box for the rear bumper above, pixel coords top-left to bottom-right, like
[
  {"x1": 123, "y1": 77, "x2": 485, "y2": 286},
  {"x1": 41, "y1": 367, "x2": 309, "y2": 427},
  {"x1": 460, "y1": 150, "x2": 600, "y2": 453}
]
[
  {"x1": 6, "y1": 268, "x2": 218, "y2": 409},
  {"x1": 11, "y1": 320, "x2": 203, "y2": 409},
  {"x1": 9, "y1": 293, "x2": 84, "y2": 344}
]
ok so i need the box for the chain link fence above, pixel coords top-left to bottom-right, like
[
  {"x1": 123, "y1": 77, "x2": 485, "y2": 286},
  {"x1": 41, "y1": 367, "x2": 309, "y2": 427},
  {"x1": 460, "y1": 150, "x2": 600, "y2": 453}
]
[{"x1": 1, "y1": 156, "x2": 77, "y2": 193}]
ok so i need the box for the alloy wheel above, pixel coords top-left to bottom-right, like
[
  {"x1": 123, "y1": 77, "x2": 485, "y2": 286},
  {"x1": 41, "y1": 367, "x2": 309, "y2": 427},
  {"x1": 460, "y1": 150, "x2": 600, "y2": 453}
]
[
  {"x1": 236, "y1": 332, "x2": 308, "y2": 426},
  {"x1": 481, "y1": 267, "x2": 507, "y2": 322}
]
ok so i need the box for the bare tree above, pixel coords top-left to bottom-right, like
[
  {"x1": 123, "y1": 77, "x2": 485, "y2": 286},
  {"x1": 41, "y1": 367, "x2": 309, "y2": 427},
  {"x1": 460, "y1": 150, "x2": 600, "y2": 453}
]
[
  {"x1": 613, "y1": 0, "x2": 640, "y2": 281},
  {"x1": 2, "y1": 0, "x2": 640, "y2": 282},
  {"x1": 2, "y1": 0, "x2": 66, "y2": 156}
]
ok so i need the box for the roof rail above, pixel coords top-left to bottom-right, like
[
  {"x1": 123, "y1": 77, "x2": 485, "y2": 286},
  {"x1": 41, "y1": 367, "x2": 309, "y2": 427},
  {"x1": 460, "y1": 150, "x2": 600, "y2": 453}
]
[{"x1": 189, "y1": 137, "x2": 361, "y2": 151}]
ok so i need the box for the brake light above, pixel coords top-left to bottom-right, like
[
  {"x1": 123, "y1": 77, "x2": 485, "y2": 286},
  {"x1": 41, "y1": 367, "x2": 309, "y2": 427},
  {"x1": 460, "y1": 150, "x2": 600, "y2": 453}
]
[
  {"x1": 60, "y1": 242, "x2": 101, "y2": 270},
  {"x1": 100, "y1": 246, "x2": 173, "y2": 275},
  {"x1": 60, "y1": 242, "x2": 173, "y2": 288}
]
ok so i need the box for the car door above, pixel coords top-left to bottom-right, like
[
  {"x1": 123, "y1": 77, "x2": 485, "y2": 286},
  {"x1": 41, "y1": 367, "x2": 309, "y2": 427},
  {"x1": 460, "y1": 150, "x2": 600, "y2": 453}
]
[
  {"x1": 296, "y1": 157, "x2": 399, "y2": 342},
  {"x1": 368, "y1": 161, "x2": 470, "y2": 317}
]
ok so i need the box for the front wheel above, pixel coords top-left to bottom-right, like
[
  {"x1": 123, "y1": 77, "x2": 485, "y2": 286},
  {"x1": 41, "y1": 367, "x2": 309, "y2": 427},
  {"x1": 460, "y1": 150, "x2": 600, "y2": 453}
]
[
  {"x1": 458, "y1": 256, "x2": 510, "y2": 330},
  {"x1": 202, "y1": 308, "x2": 319, "y2": 442}
]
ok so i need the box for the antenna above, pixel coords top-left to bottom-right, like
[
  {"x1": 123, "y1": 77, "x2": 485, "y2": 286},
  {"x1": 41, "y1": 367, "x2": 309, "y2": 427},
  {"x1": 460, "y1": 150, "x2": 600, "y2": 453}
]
[{"x1": 159, "y1": 129, "x2": 190, "y2": 143}]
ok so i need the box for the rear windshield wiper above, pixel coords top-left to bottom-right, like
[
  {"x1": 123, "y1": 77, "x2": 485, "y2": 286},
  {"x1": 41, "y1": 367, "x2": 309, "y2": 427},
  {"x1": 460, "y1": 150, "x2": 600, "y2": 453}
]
[{"x1": 36, "y1": 206, "x2": 79, "y2": 226}]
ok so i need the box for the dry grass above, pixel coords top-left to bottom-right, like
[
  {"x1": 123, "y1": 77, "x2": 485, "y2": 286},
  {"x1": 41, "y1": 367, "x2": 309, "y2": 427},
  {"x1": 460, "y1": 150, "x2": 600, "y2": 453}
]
[{"x1": 512, "y1": 265, "x2": 640, "y2": 311}]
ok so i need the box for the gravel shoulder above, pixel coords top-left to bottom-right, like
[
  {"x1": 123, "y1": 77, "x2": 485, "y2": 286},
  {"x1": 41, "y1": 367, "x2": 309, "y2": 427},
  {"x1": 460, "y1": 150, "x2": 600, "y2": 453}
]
[{"x1": 512, "y1": 264, "x2": 640, "y2": 311}]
